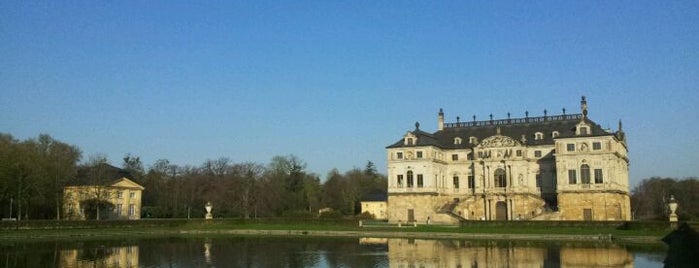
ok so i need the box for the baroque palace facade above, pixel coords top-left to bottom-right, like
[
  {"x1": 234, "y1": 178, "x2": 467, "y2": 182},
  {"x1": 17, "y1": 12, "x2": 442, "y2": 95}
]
[{"x1": 386, "y1": 97, "x2": 630, "y2": 224}]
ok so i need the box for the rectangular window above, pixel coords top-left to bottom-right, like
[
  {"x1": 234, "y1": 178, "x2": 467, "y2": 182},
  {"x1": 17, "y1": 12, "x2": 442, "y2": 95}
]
[
  {"x1": 536, "y1": 174, "x2": 542, "y2": 188},
  {"x1": 478, "y1": 152, "x2": 483, "y2": 158},
  {"x1": 396, "y1": 152, "x2": 403, "y2": 159},
  {"x1": 129, "y1": 192, "x2": 135, "y2": 198},
  {"x1": 117, "y1": 191, "x2": 123, "y2": 199},
  {"x1": 397, "y1": 175, "x2": 404, "y2": 187},
  {"x1": 567, "y1": 143, "x2": 575, "y2": 152},
  {"x1": 568, "y1": 170, "x2": 577, "y2": 184},
  {"x1": 594, "y1": 169, "x2": 604, "y2": 184},
  {"x1": 128, "y1": 204, "x2": 135, "y2": 216},
  {"x1": 416, "y1": 151, "x2": 423, "y2": 158},
  {"x1": 593, "y1": 142, "x2": 602, "y2": 150},
  {"x1": 453, "y1": 176, "x2": 459, "y2": 188},
  {"x1": 417, "y1": 174, "x2": 424, "y2": 188},
  {"x1": 452, "y1": 154, "x2": 458, "y2": 161},
  {"x1": 407, "y1": 138, "x2": 413, "y2": 145},
  {"x1": 516, "y1": 150, "x2": 522, "y2": 157},
  {"x1": 407, "y1": 175, "x2": 414, "y2": 187},
  {"x1": 534, "y1": 150, "x2": 542, "y2": 158},
  {"x1": 116, "y1": 204, "x2": 122, "y2": 215},
  {"x1": 468, "y1": 175, "x2": 475, "y2": 189},
  {"x1": 467, "y1": 153, "x2": 473, "y2": 160}
]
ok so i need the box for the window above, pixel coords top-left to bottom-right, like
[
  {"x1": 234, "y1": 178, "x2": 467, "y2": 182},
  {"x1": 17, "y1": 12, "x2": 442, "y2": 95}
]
[
  {"x1": 580, "y1": 127, "x2": 589, "y2": 135},
  {"x1": 594, "y1": 169, "x2": 604, "y2": 184},
  {"x1": 467, "y1": 153, "x2": 473, "y2": 160},
  {"x1": 454, "y1": 137, "x2": 462, "y2": 145},
  {"x1": 494, "y1": 169, "x2": 507, "y2": 188},
  {"x1": 593, "y1": 142, "x2": 602, "y2": 150},
  {"x1": 117, "y1": 191, "x2": 123, "y2": 199},
  {"x1": 552, "y1": 131, "x2": 559, "y2": 138},
  {"x1": 534, "y1": 150, "x2": 542, "y2": 158},
  {"x1": 536, "y1": 174, "x2": 542, "y2": 188},
  {"x1": 407, "y1": 138, "x2": 414, "y2": 145},
  {"x1": 416, "y1": 151, "x2": 423, "y2": 158},
  {"x1": 417, "y1": 174, "x2": 424, "y2": 188},
  {"x1": 407, "y1": 171, "x2": 414, "y2": 187},
  {"x1": 567, "y1": 143, "x2": 575, "y2": 152},
  {"x1": 397, "y1": 175, "x2": 404, "y2": 187},
  {"x1": 568, "y1": 170, "x2": 577, "y2": 184},
  {"x1": 468, "y1": 175, "x2": 475, "y2": 189},
  {"x1": 581, "y1": 164, "x2": 591, "y2": 184},
  {"x1": 452, "y1": 154, "x2": 458, "y2": 161},
  {"x1": 478, "y1": 152, "x2": 484, "y2": 158},
  {"x1": 453, "y1": 176, "x2": 459, "y2": 188},
  {"x1": 396, "y1": 152, "x2": 403, "y2": 159},
  {"x1": 128, "y1": 204, "x2": 135, "y2": 216},
  {"x1": 535, "y1": 132, "x2": 543, "y2": 140},
  {"x1": 129, "y1": 192, "x2": 135, "y2": 198},
  {"x1": 116, "y1": 204, "x2": 122, "y2": 215},
  {"x1": 469, "y1": 137, "x2": 477, "y2": 144},
  {"x1": 516, "y1": 150, "x2": 522, "y2": 157}
]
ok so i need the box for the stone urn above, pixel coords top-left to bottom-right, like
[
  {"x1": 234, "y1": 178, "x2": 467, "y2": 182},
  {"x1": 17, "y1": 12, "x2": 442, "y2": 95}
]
[
  {"x1": 205, "y1": 201, "x2": 213, "y2": 220},
  {"x1": 668, "y1": 195, "x2": 678, "y2": 224}
]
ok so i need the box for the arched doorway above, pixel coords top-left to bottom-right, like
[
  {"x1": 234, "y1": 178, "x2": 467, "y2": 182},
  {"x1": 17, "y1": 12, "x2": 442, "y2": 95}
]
[{"x1": 495, "y1": 201, "x2": 507, "y2": 220}]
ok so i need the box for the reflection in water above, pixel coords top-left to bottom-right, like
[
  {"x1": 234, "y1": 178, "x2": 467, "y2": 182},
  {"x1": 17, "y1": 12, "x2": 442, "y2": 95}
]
[
  {"x1": 385, "y1": 238, "x2": 633, "y2": 268},
  {"x1": 0, "y1": 236, "x2": 661, "y2": 267},
  {"x1": 59, "y1": 245, "x2": 139, "y2": 268}
]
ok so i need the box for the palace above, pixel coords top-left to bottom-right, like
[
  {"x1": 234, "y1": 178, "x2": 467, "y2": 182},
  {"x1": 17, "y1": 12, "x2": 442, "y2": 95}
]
[{"x1": 386, "y1": 97, "x2": 630, "y2": 224}]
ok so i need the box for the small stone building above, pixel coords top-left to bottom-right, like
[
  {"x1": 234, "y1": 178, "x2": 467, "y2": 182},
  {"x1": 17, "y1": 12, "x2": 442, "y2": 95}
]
[
  {"x1": 360, "y1": 191, "x2": 388, "y2": 220},
  {"x1": 63, "y1": 164, "x2": 144, "y2": 220},
  {"x1": 386, "y1": 96, "x2": 630, "y2": 224}
]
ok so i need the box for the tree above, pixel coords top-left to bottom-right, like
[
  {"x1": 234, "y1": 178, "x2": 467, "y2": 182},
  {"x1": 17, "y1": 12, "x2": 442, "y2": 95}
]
[
  {"x1": 82, "y1": 155, "x2": 113, "y2": 220},
  {"x1": 631, "y1": 177, "x2": 699, "y2": 220}
]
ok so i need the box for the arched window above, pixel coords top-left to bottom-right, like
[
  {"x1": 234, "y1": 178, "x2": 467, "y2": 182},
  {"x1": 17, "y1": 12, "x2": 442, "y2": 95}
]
[
  {"x1": 551, "y1": 131, "x2": 559, "y2": 138},
  {"x1": 407, "y1": 171, "x2": 414, "y2": 187},
  {"x1": 494, "y1": 169, "x2": 507, "y2": 188},
  {"x1": 580, "y1": 164, "x2": 591, "y2": 184}
]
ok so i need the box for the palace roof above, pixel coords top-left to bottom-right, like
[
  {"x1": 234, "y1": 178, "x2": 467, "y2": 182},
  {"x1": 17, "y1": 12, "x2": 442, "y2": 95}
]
[{"x1": 387, "y1": 113, "x2": 612, "y2": 149}]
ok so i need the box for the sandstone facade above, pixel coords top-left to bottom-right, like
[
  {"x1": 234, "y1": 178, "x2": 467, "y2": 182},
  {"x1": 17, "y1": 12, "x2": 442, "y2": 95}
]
[{"x1": 386, "y1": 97, "x2": 630, "y2": 223}]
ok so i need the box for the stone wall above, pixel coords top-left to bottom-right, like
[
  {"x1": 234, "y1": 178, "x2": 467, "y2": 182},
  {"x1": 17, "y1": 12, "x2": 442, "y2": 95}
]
[{"x1": 558, "y1": 192, "x2": 631, "y2": 221}]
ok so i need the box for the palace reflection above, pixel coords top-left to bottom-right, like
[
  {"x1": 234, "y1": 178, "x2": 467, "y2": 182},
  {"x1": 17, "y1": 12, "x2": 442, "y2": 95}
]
[
  {"x1": 372, "y1": 238, "x2": 633, "y2": 268},
  {"x1": 59, "y1": 245, "x2": 139, "y2": 268}
]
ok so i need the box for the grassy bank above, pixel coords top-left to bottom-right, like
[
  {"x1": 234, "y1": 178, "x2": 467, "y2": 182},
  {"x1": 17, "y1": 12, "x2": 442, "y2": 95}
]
[{"x1": 0, "y1": 218, "x2": 681, "y2": 245}]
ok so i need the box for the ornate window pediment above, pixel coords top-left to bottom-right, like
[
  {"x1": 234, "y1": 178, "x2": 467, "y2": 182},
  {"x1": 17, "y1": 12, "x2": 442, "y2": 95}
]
[{"x1": 479, "y1": 134, "x2": 521, "y2": 148}]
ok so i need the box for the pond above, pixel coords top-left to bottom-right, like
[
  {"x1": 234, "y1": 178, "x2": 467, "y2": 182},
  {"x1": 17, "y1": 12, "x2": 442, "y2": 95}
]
[{"x1": 1, "y1": 236, "x2": 665, "y2": 267}]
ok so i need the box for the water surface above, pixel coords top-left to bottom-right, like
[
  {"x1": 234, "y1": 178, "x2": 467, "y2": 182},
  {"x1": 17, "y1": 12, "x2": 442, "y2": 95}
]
[{"x1": 1, "y1": 236, "x2": 665, "y2": 267}]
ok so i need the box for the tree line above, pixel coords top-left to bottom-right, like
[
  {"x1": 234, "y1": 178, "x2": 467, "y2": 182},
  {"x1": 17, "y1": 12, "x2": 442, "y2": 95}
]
[
  {"x1": 0, "y1": 133, "x2": 386, "y2": 220},
  {"x1": 630, "y1": 177, "x2": 699, "y2": 221}
]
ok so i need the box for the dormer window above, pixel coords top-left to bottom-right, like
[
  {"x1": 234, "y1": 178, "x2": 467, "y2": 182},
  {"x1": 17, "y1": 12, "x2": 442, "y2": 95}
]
[
  {"x1": 576, "y1": 122, "x2": 591, "y2": 136},
  {"x1": 454, "y1": 137, "x2": 462, "y2": 145},
  {"x1": 534, "y1": 132, "x2": 543, "y2": 140},
  {"x1": 580, "y1": 127, "x2": 589, "y2": 135},
  {"x1": 403, "y1": 132, "x2": 418, "y2": 145},
  {"x1": 551, "y1": 131, "x2": 559, "y2": 138}
]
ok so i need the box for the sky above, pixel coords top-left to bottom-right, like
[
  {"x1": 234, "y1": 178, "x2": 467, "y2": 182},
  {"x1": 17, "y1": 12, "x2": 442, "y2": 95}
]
[{"x1": 1, "y1": 1, "x2": 698, "y2": 187}]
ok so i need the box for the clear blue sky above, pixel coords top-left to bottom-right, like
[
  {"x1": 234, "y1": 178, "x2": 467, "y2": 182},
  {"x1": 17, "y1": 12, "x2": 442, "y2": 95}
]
[{"x1": 1, "y1": 1, "x2": 698, "y2": 186}]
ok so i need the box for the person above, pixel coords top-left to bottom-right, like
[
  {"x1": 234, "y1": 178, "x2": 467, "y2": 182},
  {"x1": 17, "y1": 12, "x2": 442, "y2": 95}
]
[{"x1": 426, "y1": 216, "x2": 431, "y2": 225}]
